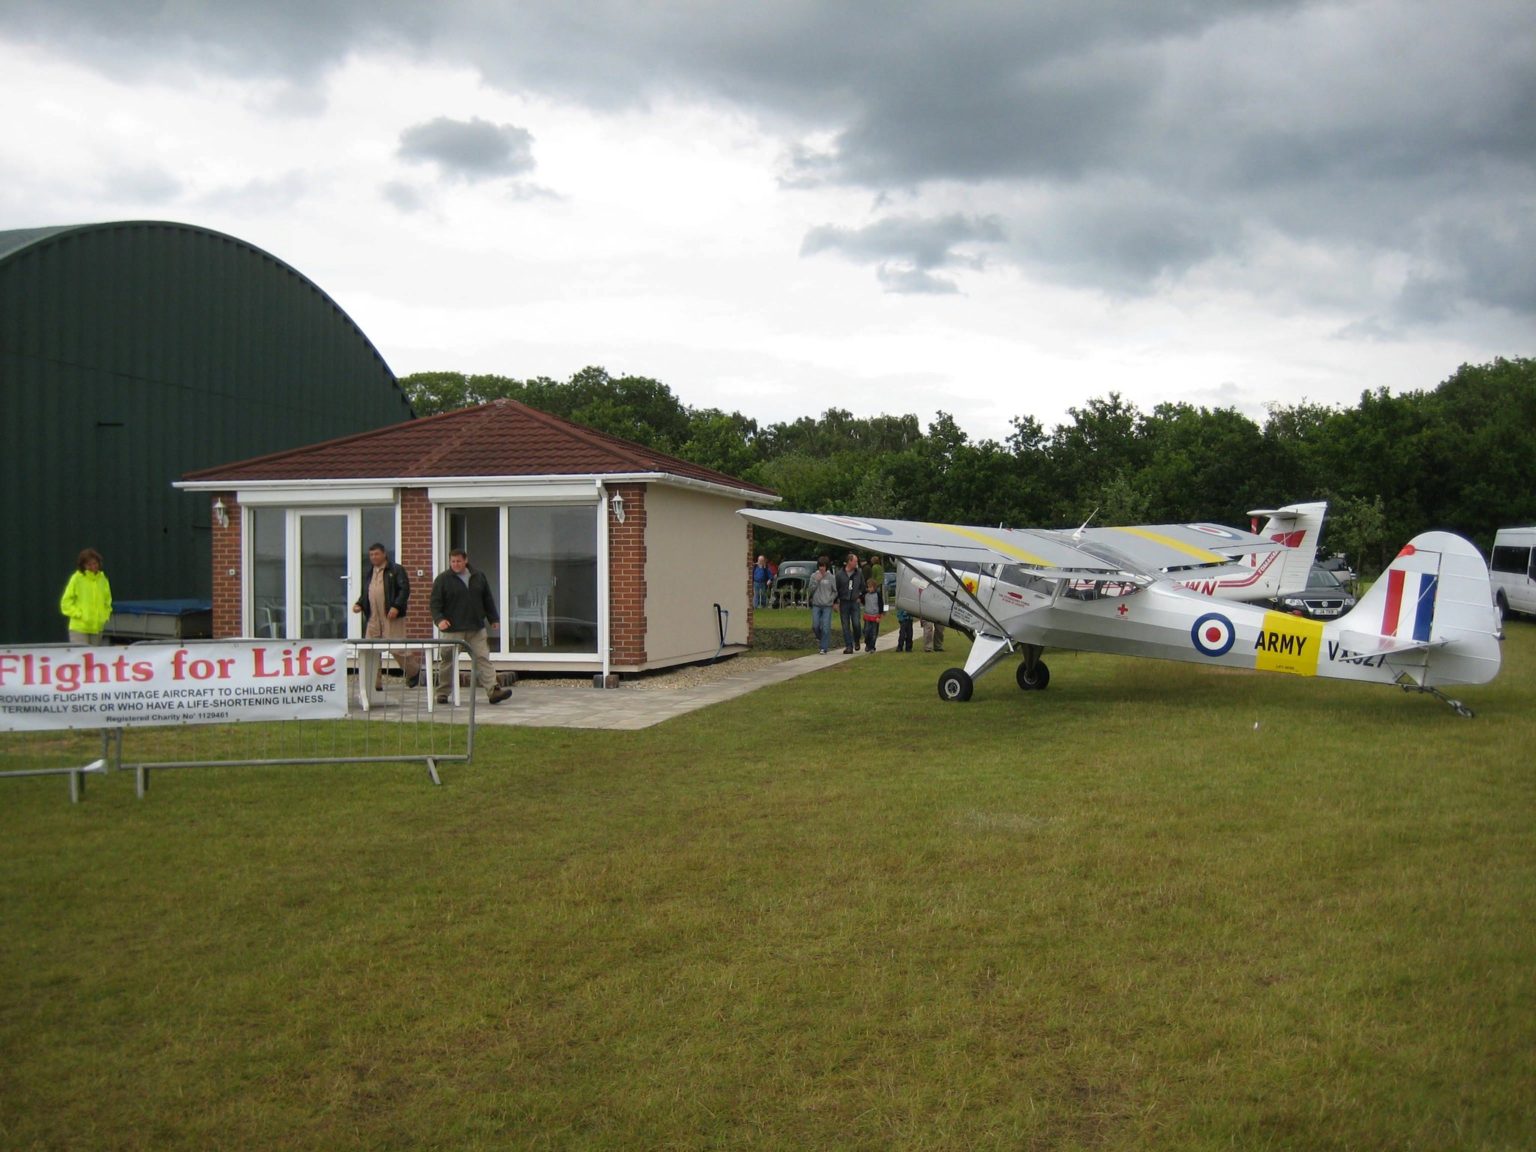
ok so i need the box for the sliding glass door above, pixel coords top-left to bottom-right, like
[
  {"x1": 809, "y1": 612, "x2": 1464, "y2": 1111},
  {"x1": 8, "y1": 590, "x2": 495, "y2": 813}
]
[
  {"x1": 246, "y1": 505, "x2": 398, "y2": 639},
  {"x1": 443, "y1": 503, "x2": 598, "y2": 655}
]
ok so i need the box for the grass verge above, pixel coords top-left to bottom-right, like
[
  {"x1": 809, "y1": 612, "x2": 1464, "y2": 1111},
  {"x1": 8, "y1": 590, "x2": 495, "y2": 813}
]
[{"x1": 2, "y1": 625, "x2": 1532, "y2": 1150}]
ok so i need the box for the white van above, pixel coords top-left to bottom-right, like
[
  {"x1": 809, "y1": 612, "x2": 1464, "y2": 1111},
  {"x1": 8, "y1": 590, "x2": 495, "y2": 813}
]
[{"x1": 1490, "y1": 526, "x2": 1536, "y2": 620}]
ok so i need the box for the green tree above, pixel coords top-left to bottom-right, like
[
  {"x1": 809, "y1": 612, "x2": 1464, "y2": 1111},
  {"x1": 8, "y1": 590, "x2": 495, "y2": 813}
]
[{"x1": 1138, "y1": 403, "x2": 1271, "y2": 523}]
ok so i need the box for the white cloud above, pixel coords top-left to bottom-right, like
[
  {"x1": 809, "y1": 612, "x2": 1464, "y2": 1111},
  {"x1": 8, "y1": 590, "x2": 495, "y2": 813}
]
[{"x1": 0, "y1": 3, "x2": 1530, "y2": 447}]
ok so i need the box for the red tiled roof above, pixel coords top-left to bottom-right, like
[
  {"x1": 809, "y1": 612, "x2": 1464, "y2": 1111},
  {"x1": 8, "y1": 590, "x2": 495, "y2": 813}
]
[{"x1": 181, "y1": 398, "x2": 776, "y2": 496}]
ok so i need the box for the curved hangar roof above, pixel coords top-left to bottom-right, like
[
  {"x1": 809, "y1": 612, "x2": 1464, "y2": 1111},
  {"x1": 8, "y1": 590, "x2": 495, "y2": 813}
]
[{"x1": 0, "y1": 219, "x2": 415, "y2": 644}]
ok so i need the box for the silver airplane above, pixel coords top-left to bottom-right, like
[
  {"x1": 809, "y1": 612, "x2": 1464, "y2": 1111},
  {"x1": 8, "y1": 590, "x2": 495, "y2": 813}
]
[{"x1": 739, "y1": 509, "x2": 1501, "y2": 716}]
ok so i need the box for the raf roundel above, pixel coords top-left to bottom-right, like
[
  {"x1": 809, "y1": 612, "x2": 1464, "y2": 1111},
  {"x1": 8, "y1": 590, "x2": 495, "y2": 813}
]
[{"x1": 1191, "y1": 611, "x2": 1236, "y2": 658}]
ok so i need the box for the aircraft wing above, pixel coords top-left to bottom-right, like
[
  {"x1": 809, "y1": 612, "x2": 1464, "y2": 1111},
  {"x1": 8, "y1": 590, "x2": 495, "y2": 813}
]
[
  {"x1": 739, "y1": 509, "x2": 1127, "y2": 577},
  {"x1": 1045, "y1": 523, "x2": 1288, "y2": 574}
]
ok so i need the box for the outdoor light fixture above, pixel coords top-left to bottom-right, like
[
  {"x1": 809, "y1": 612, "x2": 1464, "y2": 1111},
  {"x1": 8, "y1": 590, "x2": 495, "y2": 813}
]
[
  {"x1": 212, "y1": 497, "x2": 229, "y2": 529},
  {"x1": 611, "y1": 494, "x2": 625, "y2": 523}
]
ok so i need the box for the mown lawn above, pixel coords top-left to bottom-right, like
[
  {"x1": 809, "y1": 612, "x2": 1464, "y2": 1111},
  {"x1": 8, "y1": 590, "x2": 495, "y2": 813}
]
[{"x1": 2, "y1": 624, "x2": 1533, "y2": 1150}]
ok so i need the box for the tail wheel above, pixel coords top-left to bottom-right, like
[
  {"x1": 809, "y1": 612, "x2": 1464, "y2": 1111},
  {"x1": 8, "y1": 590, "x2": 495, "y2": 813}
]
[
  {"x1": 1016, "y1": 659, "x2": 1051, "y2": 691},
  {"x1": 937, "y1": 668, "x2": 974, "y2": 702}
]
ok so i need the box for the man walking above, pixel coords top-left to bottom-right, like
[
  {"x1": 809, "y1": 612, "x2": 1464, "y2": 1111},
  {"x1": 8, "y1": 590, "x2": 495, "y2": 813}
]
[
  {"x1": 352, "y1": 542, "x2": 422, "y2": 691},
  {"x1": 430, "y1": 548, "x2": 512, "y2": 704},
  {"x1": 835, "y1": 552, "x2": 865, "y2": 655}
]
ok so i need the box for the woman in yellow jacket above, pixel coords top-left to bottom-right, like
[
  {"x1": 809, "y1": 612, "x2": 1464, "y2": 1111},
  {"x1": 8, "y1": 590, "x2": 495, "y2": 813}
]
[{"x1": 60, "y1": 548, "x2": 113, "y2": 644}]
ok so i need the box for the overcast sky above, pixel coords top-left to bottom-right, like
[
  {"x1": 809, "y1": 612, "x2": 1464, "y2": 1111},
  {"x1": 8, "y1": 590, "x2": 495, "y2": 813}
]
[{"x1": 3, "y1": 0, "x2": 1531, "y2": 441}]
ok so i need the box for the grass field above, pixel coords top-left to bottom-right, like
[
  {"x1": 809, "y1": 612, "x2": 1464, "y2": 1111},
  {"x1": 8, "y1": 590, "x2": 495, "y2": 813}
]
[{"x1": 2, "y1": 623, "x2": 1533, "y2": 1150}]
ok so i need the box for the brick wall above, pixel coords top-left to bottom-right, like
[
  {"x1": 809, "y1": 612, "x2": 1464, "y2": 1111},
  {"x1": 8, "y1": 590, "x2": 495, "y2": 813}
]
[
  {"x1": 607, "y1": 483, "x2": 648, "y2": 666},
  {"x1": 210, "y1": 492, "x2": 241, "y2": 637},
  {"x1": 745, "y1": 525, "x2": 756, "y2": 644},
  {"x1": 398, "y1": 487, "x2": 434, "y2": 639}
]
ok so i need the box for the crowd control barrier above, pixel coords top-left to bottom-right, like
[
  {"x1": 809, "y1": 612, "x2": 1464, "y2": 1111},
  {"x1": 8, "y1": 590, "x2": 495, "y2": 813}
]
[{"x1": 0, "y1": 638, "x2": 478, "y2": 802}]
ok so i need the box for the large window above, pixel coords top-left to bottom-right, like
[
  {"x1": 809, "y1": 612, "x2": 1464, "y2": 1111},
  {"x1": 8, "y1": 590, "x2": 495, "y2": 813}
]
[
  {"x1": 245, "y1": 504, "x2": 398, "y2": 639},
  {"x1": 444, "y1": 503, "x2": 598, "y2": 655},
  {"x1": 1492, "y1": 545, "x2": 1532, "y2": 576}
]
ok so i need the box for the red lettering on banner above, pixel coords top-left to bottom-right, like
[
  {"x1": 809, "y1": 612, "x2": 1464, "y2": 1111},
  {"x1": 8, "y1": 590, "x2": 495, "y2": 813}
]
[
  {"x1": 0, "y1": 652, "x2": 160, "y2": 693},
  {"x1": 251, "y1": 646, "x2": 333, "y2": 679}
]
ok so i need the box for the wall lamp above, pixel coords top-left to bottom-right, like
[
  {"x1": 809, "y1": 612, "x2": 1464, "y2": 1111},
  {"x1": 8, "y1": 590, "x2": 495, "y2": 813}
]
[
  {"x1": 213, "y1": 497, "x2": 230, "y2": 529},
  {"x1": 611, "y1": 493, "x2": 625, "y2": 524}
]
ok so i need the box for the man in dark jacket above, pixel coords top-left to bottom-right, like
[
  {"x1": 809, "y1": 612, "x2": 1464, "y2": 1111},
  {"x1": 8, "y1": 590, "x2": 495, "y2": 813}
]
[
  {"x1": 834, "y1": 551, "x2": 865, "y2": 654},
  {"x1": 430, "y1": 548, "x2": 511, "y2": 704},
  {"x1": 353, "y1": 543, "x2": 422, "y2": 689}
]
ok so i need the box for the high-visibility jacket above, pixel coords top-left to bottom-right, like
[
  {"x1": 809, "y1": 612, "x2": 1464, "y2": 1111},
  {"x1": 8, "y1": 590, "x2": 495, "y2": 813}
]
[{"x1": 60, "y1": 569, "x2": 113, "y2": 635}]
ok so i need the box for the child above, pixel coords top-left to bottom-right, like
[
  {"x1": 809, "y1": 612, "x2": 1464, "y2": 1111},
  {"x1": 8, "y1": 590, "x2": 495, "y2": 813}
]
[
  {"x1": 861, "y1": 581, "x2": 885, "y2": 653},
  {"x1": 895, "y1": 605, "x2": 913, "y2": 652}
]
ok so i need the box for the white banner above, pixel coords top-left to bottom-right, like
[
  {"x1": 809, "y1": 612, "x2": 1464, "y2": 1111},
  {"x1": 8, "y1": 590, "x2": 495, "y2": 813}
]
[{"x1": 0, "y1": 642, "x2": 348, "y2": 732}]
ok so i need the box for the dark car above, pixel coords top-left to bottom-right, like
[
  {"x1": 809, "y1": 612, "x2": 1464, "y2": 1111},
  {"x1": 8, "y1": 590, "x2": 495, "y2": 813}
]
[
  {"x1": 771, "y1": 560, "x2": 819, "y2": 607},
  {"x1": 1317, "y1": 552, "x2": 1356, "y2": 589},
  {"x1": 1271, "y1": 563, "x2": 1357, "y2": 620}
]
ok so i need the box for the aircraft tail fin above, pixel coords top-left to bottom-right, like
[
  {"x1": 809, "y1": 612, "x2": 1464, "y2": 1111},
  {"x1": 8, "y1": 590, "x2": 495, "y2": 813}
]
[
  {"x1": 1338, "y1": 531, "x2": 1501, "y2": 687},
  {"x1": 1248, "y1": 501, "x2": 1326, "y2": 595}
]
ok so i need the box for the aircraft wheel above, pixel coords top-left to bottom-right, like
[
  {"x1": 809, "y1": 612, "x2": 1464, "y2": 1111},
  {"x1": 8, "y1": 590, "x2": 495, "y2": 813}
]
[
  {"x1": 1016, "y1": 659, "x2": 1051, "y2": 691},
  {"x1": 937, "y1": 668, "x2": 974, "y2": 702}
]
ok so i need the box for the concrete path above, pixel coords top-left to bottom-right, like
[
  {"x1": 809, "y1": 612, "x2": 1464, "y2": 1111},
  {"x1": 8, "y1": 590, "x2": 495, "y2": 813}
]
[{"x1": 470, "y1": 628, "x2": 903, "y2": 730}]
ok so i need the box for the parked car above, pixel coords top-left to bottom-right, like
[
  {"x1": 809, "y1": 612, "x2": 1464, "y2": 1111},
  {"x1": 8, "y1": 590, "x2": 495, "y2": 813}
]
[
  {"x1": 1317, "y1": 551, "x2": 1355, "y2": 589},
  {"x1": 1269, "y1": 563, "x2": 1358, "y2": 620},
  {"x1": 771, "y1": 559, "x2": 818, "y2": 607}
]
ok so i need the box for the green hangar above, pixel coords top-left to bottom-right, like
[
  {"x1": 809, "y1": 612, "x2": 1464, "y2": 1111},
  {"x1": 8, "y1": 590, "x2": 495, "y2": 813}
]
[{"x1": 0, "y1": 220, "x2": 414, "y2": 644}]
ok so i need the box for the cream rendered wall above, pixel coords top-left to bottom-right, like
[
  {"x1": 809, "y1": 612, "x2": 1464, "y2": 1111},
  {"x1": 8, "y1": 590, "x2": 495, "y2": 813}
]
[{"x1": 643, "y1": 485, "x2": 755, "y2": 666}]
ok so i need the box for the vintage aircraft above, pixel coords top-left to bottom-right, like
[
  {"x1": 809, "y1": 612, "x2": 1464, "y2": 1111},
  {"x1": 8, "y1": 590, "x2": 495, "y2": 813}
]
[{"x1": 738, "y1": 509, "x2": 1502, "y2": 715}]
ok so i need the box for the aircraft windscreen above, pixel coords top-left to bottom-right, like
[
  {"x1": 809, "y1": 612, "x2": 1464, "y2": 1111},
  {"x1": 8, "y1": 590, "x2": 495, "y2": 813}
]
[{"x1": 1000, "y1": 564, "x2": 1056, "y2": 595}]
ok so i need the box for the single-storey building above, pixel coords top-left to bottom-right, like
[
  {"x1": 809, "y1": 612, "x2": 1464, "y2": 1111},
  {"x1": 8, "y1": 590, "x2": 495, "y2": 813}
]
[{"x1": 177, "y1": 399, "x2": 779, "y2": 678}]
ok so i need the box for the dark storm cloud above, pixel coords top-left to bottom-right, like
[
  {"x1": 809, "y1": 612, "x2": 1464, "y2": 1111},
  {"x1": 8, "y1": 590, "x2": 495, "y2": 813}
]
[
  {"x1": 801, "y1": 214, "x2": 1005, "y2": 295},
  {"x1": 397, "y1": 116, "x2": 536, "y2": 182},
  {"x1": 5, "y1": 0, "x2": 1532, "y2": 325}
]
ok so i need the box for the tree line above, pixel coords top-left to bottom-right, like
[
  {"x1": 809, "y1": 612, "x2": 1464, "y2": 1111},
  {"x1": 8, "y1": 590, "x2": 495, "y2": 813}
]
[{"x1": 401, "y1": 357, "x2": 1536, "y2": 576}]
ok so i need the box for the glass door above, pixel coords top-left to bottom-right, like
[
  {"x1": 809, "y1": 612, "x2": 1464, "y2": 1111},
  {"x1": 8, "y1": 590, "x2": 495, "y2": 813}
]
[{"x1": 297, "y1": 512, "x2": 352, "y2": 639}]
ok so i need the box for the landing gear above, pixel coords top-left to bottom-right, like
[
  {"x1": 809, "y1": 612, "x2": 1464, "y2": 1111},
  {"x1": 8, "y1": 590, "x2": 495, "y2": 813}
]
[
  {"x1": 1399, "y1": 682, "x2": 1476, "y2": 718},
  {"x1": 937, "y1": 667, "x2": 973, "y2": 702},
  {"x1": 1016, "y1": 658, "x2": 1050, "y2": 691}
]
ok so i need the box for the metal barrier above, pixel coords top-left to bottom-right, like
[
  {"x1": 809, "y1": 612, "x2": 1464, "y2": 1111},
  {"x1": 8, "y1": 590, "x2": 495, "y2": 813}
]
[{"x1": 0, "y1": 638, "x2": 479, "y2": 802}]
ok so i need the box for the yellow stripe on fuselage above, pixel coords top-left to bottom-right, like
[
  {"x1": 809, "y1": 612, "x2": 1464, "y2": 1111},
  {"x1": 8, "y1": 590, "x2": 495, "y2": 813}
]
[
  {"x1": 1106, "y1": 526, "x2": 1226, "y2": 563},
  {"x1": 926, "y1": 523, "x2": 1052, "y2": 567}
]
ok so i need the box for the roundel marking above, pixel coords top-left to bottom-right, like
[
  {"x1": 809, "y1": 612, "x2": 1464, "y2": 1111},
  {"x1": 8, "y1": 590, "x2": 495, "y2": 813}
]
[
  {"x1": 1188, "y1": 523, "x2": 1244, "y2": 540},
  {"x1": 814, "y1": 514, "x2": 886, "y2": 534},
  {"x1": 1191, "y1": 611, "x2": 1236, "y2": 658}
]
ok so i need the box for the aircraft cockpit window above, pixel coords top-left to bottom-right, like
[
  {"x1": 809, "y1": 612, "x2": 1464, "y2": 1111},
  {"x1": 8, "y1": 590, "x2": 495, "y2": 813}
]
[
  {"x1": 1064, "y1": 578, "x2": 1143, "y2": 601},
  {"x1": 1000, "y1": 564, "x2": 1055, "y2": 595}
]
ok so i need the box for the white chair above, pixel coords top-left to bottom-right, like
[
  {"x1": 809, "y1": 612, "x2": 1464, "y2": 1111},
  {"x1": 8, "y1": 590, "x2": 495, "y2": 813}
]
[
  {"x1": 511, "y1": 585, "x2": 551, "y2": 646},
  {"x1": 259, "y1": 604, "x2": 285, "y2": 638}
]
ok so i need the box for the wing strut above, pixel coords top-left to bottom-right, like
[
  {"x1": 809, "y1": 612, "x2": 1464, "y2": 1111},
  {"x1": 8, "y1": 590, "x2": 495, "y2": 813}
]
[{"x1": 933, "y1": 561, "x2": 1016, "y2": 650}]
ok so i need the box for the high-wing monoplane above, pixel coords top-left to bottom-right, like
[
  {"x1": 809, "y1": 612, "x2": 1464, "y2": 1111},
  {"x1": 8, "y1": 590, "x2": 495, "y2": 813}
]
[{"x1": 739, "y1": 509, "x2": 1501, "y2": 715}]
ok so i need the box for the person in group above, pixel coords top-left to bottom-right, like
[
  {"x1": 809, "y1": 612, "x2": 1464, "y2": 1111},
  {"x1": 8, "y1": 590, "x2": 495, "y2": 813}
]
[
  {"x1": 895, "y1": 604, "x2": 914, "y2": 652},
  {"x1": 60, "y1": 547, "x2": 112, "y2": 645},
  {"x1": 807, "y1": 554, "x2": 838, "y2": 655},
  {"x1": 835, "y1": 552, "x2": 865, "y2": 654},
  {"x1": 352, "y1": 542, "x2": 423, "y2": 690},
  {"x1": 430, "y1": 548, "x2": 512, "y2": 705},
  {"x1": 869, "y1": 555, "x2": 885, "y2": 596},
  {"x1": 752, "y1": 555, "x2": 771, "y2": 609},
  {"x1": 922, "y1": 617, "x2": 946, "y2": 653},
  {"x1": 861, "y1": 577, "x2": 885, "y2": 653}
]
